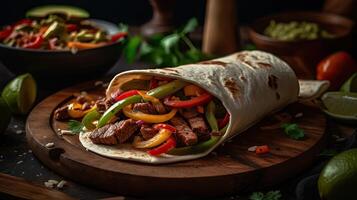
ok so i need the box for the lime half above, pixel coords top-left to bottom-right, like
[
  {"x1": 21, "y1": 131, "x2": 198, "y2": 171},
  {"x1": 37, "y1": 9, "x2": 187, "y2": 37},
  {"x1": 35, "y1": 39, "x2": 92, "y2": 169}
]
[
  {"x1": 1, "y1": 73, "x2": 37, "y2": 115},
  {"x1": 321, "y1": 92, "x2": 357, "y2": 123},
  {"x1": 340, "y1": 73, "x2": 357, "y2": 93},
  {"x1": 0, "y1": 97, "x2": 12, "y2": 133},
  {"x1": 318, "y1": 149, "x2": 357, "y2": 200}
]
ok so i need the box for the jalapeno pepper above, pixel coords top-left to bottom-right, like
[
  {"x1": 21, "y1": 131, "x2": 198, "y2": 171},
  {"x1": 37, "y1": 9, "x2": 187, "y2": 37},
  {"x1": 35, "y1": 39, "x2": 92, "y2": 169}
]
[
  {"x1": 205, "y1": 101, "x2": 218, "y2": 131},
  {"x1": 164, "y1": 93, "x2": 213, "y2": 108},
  {"x1": 82, "y1": 109, "x2": 101, "y2": 130},
  {"x1": 123, "y1": 106, "x2": 177, "y2": 123},
  {"x1": 97, "y1": 80, "x2": 187, "y2": 127},
  {"x1": 147, "y1": 137, "x2": 176, "y2": 156}
]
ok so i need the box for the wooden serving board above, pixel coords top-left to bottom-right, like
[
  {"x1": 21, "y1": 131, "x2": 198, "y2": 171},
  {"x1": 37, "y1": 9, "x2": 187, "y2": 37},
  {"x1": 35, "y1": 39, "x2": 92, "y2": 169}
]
[{"x1": 26, "y1": 81, "x2": 327, "y2": 197}]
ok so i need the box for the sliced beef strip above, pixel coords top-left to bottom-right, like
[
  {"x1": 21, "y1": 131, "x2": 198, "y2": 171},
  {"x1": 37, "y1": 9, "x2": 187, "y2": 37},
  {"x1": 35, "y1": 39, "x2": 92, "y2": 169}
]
[
  {"x1": 140, "y1": 124, "x2": 159, "y2": 140},
  {"x1": 115, "y1": 119, "x2": 139, "y2": 143},
  {"x1": 89, "y1": 124, "x2": 114, "y2": 144},
  {"x1": 95, "y1": 98, "x2": 107, "y2": 114},
  {"x1": 187, "y1": 116, "x2": 210, "y2": 141},
  {"x1": 133, "y1": 103, "x2": 156, "y2": 114},
  {"x1": 54, "y1": 105, "x2": 70, "y2": 121},
  {"x1": 153, "y1": 103, "x2": 167, "y2": 114},
  {"x1": 180, "y1": 108, "x2": 199, "y2": 119},
  {"x1": 170, "y1": 116, "x2": 198, "y2": 146}
]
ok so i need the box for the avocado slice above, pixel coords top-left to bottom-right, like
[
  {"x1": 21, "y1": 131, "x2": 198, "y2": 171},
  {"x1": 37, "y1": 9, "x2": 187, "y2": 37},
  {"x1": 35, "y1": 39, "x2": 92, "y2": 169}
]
[{"x1": 26, "y1": 5, "x2": 89, "y2": 19}]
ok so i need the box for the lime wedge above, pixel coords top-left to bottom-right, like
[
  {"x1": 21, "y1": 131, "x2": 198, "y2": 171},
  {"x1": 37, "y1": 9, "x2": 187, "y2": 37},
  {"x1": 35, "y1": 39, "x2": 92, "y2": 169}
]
[
  {"x1": 340, "y1": 73, "x2": 357, "y2": 93},
  {"x1": 321, "y1": 92, "x2": 357, "y2": 123},
  {"x1": 1, "y1": 73, "x2": 37, "y2": 115},
  {"x1": 0, "y1": 97, "x2": 12, "y2": 133},
  {"x1": 318, "y1": 148, "x2": 357, "y2": 200}
]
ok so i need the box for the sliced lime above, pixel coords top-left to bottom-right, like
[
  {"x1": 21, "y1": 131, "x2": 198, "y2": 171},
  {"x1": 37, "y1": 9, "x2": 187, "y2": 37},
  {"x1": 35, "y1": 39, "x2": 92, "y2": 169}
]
[
  {"x1": 340, "y1": 73, "x2": 357, "y2": 93},
  {"x1": 321, "y1": 92, "x2": 357, "y2": 123},
  {"x1": 0, "y1": 97, "x2": 12, "y2": 133},
  {"x1": 1, "y1": 73, "x2": 37, "y2": 115}
]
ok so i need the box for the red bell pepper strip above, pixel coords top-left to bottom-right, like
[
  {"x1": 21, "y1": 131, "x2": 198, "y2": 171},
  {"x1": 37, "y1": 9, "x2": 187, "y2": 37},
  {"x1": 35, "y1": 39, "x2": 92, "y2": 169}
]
[
  {"x1": 149, "y1": 79, "x2": 159, "y2": 89},
  {"x1": 66, "y1": 24, "x2": 78, "y2": 32},
  {"x1": 153, "y1": 123, "x2": 176, "y2": 133},
  {"x1": 164, "y1": 93, "x2": 213, "y2": 108},
  {"x1": 147, "y1": 137, "x2": 176, "y2": 156},
  {"x1": 218, "y1": 113, "x2": 230, "y2": 129},
  {"x1": 23, "y1": 35, "x2": 43, "y2": 49},
  {"x1": 111, "y1": 32, "x2": 128, "y2": 42},
  {"x1": 255, "y1": 145, "x2": 270, "y2": 154},
  {"x1": 0, "y1": 26, "x2": 13, "y2": 40},
  {"x1": 114, "y1": 90, "x2": 139, "y2": 102}
]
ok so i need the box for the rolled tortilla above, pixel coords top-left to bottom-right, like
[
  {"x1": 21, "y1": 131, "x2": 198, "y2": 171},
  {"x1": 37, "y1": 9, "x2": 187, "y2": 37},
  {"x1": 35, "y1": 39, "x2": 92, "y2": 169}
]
[{"x1": 80, "y1": 50, "x2": 299, "y2": 164}]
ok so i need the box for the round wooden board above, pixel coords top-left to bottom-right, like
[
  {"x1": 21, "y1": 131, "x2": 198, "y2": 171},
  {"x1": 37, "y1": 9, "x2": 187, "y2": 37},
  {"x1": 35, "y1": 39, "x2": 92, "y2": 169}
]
[{"x1": 26, "y1": 81, "x2": 327, "y2": 197}]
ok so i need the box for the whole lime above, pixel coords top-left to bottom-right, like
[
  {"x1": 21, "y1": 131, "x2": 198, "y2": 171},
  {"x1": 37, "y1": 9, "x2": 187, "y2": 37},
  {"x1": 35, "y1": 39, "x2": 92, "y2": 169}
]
[
  {"x1": 1, "y1": 73, "x2": 37, "y2": 115},
  {"x1": 318, "y1": 148, "x2": 357, "y2": 200}
]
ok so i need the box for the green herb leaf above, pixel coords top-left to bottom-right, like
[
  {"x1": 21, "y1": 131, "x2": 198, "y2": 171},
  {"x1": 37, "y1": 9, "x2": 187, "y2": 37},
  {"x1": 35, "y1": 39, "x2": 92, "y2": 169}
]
[
  {"x1": 68, "y1": 120, "x2": 84, "y2": 134},
  {"x1": 161, "y1": 33, "x2": 180, "y2": 54},
  {"x1": 181, "y1": 18, "x2": 198, "y2": 34},
  {"x1": 250, "y1": 190, "x2": 282, "y2": 200},
  {"x1": 124, "y1": 36, "x2": 142, "y2": 63},
  {"x1": 281, "y1": 123, "x2": 305, "y2": 140}
]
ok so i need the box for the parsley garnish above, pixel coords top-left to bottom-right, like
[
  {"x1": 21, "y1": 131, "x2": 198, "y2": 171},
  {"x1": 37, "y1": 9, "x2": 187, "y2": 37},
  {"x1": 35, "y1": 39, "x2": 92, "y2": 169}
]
[
  {"x1": 281, "y1": 123, "x2": 305, "y2": 140},
  {"x1": 123, "y1": 18, "x2": 211, "y2": 67},
  {"x1": 67, "y1": 120, "x2": 84, "y2": 134},
  {"x1": 250, "y1": 190, "x2": 282, "y2": 200}
]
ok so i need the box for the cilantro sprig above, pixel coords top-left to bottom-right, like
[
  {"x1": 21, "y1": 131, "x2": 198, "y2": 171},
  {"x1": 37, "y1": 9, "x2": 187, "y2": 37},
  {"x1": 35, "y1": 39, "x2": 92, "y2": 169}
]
[
  {"x1": 67, "y1": 120, "x2": 84, "y2": 134},
  {"x1": 281, "y1": 123, "x2": 305, "y2": 140},
  {"x1": 123, "y1": 18, "x2": 211, "y2": 67}
]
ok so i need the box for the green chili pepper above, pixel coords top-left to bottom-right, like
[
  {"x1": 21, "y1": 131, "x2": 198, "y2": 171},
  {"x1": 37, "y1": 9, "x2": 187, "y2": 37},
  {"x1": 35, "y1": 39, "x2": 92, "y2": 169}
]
[
  {"x1": 82, "y1": 109, "x2": 101, "y2": 130},
  {"x1": 97, "y1": 80, "x2": 187, "y2": 128},
  {"x1": 205, "y1": 100, "x2": 218, "y2": 131},
  {"x1": 168, "y1": 124, "x2": 228, "y2": 155}
]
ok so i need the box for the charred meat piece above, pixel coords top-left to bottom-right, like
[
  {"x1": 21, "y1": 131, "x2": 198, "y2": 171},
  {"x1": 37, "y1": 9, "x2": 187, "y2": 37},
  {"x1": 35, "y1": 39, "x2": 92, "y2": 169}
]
[
  {"x1": 153, "y1": 103, "x2": 167, "y2": 114},
  {"x1": 95, "y1": 98, "x2": 107, "y2": 114},
  {"x1": 140, "y1": 124, "x2": 159, "y2": 140},
  {"x1": 105, "y1": 98, "x2": 115, "y2": 109},
  {"x1": 115, "y1": 119, "x2": 139, "y2": 143},
  {"x1": 54, "y1": 105, "x2": 70, "y2": 121},
  {"x1": 187, "y1": 116, "x2": 210, "y2": 141},
  {"x1": 89, "y1": 124, "x2": 114, "y2": 144},
  {"x1": 170, "y1": 116, "x2": 198, "y2": 146},
  {"x1": 180, "y1": 108, "x2": 199, "y2": 119},
  {"x1": 133, "y1": 103, "x2": 156, "y2": 114}
]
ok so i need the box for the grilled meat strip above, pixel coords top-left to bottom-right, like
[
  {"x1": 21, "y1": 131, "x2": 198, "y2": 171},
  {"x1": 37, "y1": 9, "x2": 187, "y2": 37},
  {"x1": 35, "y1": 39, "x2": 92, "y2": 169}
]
[
  {"x1": 133, "y1": 103, "x2": 156, "y2": 114},
  {"x1": 54, "y1": 105, "x2": 70, "y2": 121},
  {"x1": 89, "y1": 119, "x2": 139, "y2": 145},
  {"x1": 187, "y1": 116, "x2": 210, "y2": 141},
  {"x1": 170, "y1": 116, "x2": 198, "y2": 146},
  {"x1": 140, "y1": 124, "x2": 159, "y2": 140}
]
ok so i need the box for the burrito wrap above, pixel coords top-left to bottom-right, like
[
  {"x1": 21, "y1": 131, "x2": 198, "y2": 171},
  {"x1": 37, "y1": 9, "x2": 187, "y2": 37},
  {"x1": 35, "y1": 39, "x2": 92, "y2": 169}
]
[{"x1": 80, "y1": 50, "x2": 299, "y2": 164}]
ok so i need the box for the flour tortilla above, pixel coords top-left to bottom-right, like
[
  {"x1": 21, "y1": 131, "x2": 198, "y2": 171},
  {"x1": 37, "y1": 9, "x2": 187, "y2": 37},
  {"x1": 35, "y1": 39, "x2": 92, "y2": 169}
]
[{"x1": 80, "y1": 50, "x2": 299, "y2": 164}]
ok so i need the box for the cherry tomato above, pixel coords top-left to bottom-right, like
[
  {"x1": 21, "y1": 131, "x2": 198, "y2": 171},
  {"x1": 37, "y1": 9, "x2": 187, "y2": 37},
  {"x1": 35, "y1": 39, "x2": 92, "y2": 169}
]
[{"x1": 316, "y1": 51, "x2": 357, "y2": 90}]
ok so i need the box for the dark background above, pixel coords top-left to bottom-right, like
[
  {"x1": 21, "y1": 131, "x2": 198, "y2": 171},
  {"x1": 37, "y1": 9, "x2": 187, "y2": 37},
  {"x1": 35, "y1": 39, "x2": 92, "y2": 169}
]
[{"x1": 1, "y1": 0, "x2": 324, "y2": 27}]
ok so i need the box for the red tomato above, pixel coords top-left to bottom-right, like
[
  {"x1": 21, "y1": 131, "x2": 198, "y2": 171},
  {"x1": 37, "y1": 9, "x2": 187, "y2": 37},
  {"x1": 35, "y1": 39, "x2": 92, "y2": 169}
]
[{"x1": 316, "y1": 51, "x2": 357, "y2": 90}]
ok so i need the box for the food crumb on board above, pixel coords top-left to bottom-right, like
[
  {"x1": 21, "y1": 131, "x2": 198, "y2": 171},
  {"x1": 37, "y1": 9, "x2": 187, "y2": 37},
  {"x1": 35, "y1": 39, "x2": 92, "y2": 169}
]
[
  {"x1": 13, "y1": 125, "x2": 18, "y2": 128},
  {"x1": 295, "y1": 112, "x2": 303, "y2": 118},
  {"x1": 16, "y1": 160, "x2": 23, "y2": 164},
  {"x1": 248, "y1": 146, "x2": 257, "y2": 152},
  {"x1": 15, "y1": 130, "x2": 23, "y2": 134},
  {"x1": 57, "y1": 180, "x2": 67, "y2": 189},
  {"x1": 44, "y1": 179, "x2": 67, "y2": 189},
  {"x1": 94, "y1": 81, "x2": 103, "y2": 86},
  {"x1": 45, "y1": 142, "x2": 55, "y2": 148}
]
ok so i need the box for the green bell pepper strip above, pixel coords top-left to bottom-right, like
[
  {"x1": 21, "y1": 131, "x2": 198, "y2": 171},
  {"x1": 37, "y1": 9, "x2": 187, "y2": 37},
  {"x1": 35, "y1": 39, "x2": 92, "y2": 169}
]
[
  {"x1": 97, "y1": 80, "x2": 187, "y2": 128},
  {"x1": 205, "y1": 100, "x2": 219, "y2": 131},
  {"x1": 167, "y1": 124, "x2": 229, "y2": 155},
  {"x1": 82, "y1": 109, "x2": 102, "y2": 130}
]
